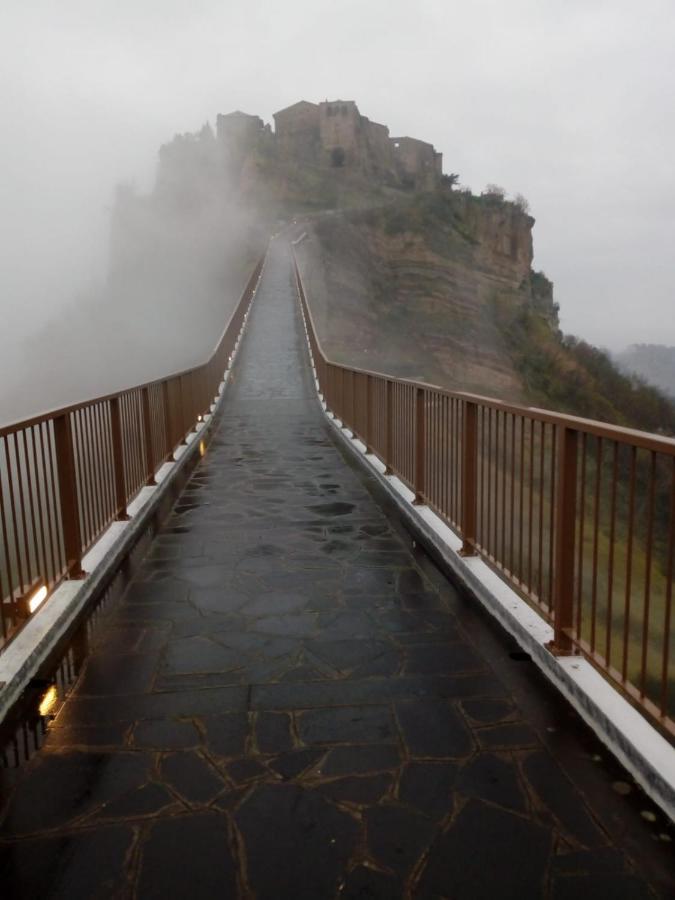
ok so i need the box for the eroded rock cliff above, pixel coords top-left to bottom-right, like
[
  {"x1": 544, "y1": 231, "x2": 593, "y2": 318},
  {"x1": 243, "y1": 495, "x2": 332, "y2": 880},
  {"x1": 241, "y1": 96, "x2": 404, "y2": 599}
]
[
  {"x1": 295, "y1": 191, "x2": 555, "y2": 404},
  {"x1": 294, "y1": 190, "x2": 674, "y2": 432}
]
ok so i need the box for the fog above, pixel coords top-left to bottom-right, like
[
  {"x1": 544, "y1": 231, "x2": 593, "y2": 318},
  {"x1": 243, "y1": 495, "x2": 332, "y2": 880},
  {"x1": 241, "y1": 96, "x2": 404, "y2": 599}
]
[{"x1": 2, "y1": 0, "x2": 674, "y2": 424}]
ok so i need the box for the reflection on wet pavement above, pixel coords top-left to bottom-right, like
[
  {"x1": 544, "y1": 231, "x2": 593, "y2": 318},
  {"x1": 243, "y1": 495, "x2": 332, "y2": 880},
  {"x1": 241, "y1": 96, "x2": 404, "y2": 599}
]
[{"x1": 0, "y1": 242, "x2": 673, "y2": 898}]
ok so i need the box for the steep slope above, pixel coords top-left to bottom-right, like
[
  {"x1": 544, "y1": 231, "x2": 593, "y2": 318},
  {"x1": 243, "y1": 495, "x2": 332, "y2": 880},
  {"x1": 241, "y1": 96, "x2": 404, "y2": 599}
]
[
  {"x1": 296, "y1": 192, "x2": 539, "y2": 399},
  {"x1": 295, "y1": 190, "x2": 675, "y2": 434}
]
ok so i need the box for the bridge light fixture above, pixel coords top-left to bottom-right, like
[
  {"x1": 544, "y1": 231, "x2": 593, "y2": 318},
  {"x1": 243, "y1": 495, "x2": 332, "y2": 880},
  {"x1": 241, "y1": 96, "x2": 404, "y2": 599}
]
[
  {"x1": 16, "y1": 580, "x2": 48, "y2": 619},
  {"x1": 27, "y1": 583, "x2": 48, "y2": 614},
  {"x1": 38, "y1": 684, "x2": 58, "y2": 718}
]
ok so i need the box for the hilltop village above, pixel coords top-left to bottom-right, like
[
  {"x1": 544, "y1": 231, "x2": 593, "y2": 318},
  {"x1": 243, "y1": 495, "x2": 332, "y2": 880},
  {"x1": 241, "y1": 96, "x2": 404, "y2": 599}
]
[
  {"x1": 106, "y1": 96, "x2": 675, "y2": 451},
  {"x1": 157, "y1": 99, "x2": 444, "y2": 194}
]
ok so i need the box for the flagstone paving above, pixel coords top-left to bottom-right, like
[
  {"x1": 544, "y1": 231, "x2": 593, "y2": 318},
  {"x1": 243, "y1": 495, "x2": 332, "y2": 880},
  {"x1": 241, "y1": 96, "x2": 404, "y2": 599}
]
[{"x1": 0, "y1": 241, "x2": 672, "y2": 898}]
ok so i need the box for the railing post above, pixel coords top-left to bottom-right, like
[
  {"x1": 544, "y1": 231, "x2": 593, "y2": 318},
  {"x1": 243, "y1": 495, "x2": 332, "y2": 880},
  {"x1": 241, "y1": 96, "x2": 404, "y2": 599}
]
[
  {"x1": 179, "y1": 376, "x2": 188, "y2": 444},
  {"x1": 141, "y1": 387, "x2": 157, "y2": 486},
  {"x1": 413, "y1": 386, "x2": 426, "y2": 505},
  {"x1": 385, "y1": 380, "x2": 393, "y2": 475},
  {"x1": 324, "y1": 365, "x2": 332, "y2": 416},
  {"x1": 460, "y1": 401, "x2": 478, "y2": 556},
  {"x1": 162, "y1": 381, "x2": 174, "y2": 461},
  {"x1": 187, "y1": 373, "x2": 195, "y2": 431},
  {"x1": 53, "y1": 413, "x2": 85, "y2": 578},
  {"x1": 339, "y1": 368, "x2": 345, "y2": 425},
  {"x1": 350, "y1": 372, "x2": 357, "y2": 439},
  {"x1": 548, "y1": 425, "x2": 578, "y2": 655},
  {"x1": 365, "y1": 374, "x2": 373, "y2": 455},
  {"x1": 110, "y1": 398, "x2": 129, "y2": 521}
]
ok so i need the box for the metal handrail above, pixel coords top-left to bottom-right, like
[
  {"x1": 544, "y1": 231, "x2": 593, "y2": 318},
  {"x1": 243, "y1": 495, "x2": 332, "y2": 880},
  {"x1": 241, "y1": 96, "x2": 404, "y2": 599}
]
[
  {"x1": 0, "y1": 254, "x2": 265, "y2": 647},
  {"x1": 293, "y1": 250, "x2": 675, "y2": 740}
]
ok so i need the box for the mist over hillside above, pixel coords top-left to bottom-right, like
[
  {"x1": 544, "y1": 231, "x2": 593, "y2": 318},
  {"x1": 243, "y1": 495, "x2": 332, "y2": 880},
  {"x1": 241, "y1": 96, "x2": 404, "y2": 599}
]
[
  {"x1": 615, "y1": 344, "x2": 675, "y2": 400},
  {"x1": 0, "y1": 133, "x2": 267, "y2": 426},
  {"x1": 3, "y1": 96, "x2": 673, "y2": 441}
]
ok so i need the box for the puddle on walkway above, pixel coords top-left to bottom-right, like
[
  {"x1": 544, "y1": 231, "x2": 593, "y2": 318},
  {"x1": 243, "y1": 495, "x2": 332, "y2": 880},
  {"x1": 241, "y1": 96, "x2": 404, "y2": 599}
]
[{"x1": 306, "y1": 502, "x2": 356, "y2": 517}]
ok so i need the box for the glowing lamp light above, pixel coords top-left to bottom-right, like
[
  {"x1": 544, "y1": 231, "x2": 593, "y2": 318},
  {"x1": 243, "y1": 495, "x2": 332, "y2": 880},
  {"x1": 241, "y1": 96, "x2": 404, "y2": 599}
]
[
  {"x1": 197, "y1": 414, "x2": 203, "y2": 422},
  {"x1": 38, "y1": 685, "x2": 58, "y2": 718},
  {"x1": 16, "y1": 579, "x2": 47, "y2": 619},
  {"x1": 27, "y1": 584, "x2": 48, "y2": 614},
  {"x1": 199, "y1": 440, "x2": 206, "y2": 458}
]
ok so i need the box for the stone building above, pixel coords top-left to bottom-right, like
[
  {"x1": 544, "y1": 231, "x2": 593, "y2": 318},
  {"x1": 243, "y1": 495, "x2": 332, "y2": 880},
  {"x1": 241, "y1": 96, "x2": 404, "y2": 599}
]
[
  {"x1": 270, "y1": 99, "x2": 442, "y2": 187},
  {"x1": 391, "y1": 136, "x2": 443, "y2": 190},
  {"x1": 216, "y1": 110, "x2": 266, "y2": 144},
  {"x1": 215, "y1": 110, "x2": 272, "y2": 172},
  {"x1": 273, "y1": 101, "x2": 320, "y2": 161},
  {"x1": 316, "y1": 100, "x2": 395, "y2": 176}
]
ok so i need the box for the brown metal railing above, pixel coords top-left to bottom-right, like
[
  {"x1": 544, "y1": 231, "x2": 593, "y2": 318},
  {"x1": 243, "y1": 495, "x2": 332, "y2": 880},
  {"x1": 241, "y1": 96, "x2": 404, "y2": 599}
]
[
  {"x1": 0, "y1": 255, "x2": 264, "y2": 647},
  {"x1": 294, "y1": 253, "x2": 675, "y2": 740}
]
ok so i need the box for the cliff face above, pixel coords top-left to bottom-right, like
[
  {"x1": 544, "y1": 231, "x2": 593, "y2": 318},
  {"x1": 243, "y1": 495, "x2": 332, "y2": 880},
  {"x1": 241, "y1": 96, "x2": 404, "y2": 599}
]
[
  {"x1": 295, "y1": 191, "x2": 675, "y2": 432},
  {"x1": 296, "y1": 191, "x2": 555, "y2": 403}
]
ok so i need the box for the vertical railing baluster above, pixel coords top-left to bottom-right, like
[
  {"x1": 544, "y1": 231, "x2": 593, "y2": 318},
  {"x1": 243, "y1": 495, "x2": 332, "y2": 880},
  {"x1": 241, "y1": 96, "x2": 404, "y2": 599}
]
[
  {"x1": 53, "y1": 413, "x2": 85, "y2": 577},
  {"x1": 109, "y1": 398, "x2": 129, "y2": 521},
  {"x1": 350, "y1": 372, "x2": 357, "y2": 439},
  {"x1": 413, "y1": 386, "x2": 426, "y2": 505},
  {"x1": 340, "y1": 369, "x2": 344, "y2": 425},
  {"x1": 549, "y1": 425, "x2": 577, "y2": 655},
  {"x1": 142, "y1": 387, "x2": 157, "y2": 486},
  {"x1": 162, "y1": 381, "x2": 173, "y2": 461},
  {"x1": 365, "y1": 374, "x2": 373, "y2": 455},
  {"x1": 179, "y1": 376, "x2": 188, "y2": 444},
  {"x1": 460, "y1": 401, "x2": 478, "y2": 556},
  {"x1": 385, "y1": 380, "x2": 393, "y2": 475}
]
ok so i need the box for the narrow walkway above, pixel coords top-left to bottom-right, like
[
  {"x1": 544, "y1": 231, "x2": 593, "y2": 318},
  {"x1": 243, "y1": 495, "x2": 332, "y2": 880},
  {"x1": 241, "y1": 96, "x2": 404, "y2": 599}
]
[{"x1": 0, "y1": 243, "x2": 672, "y2": 898}]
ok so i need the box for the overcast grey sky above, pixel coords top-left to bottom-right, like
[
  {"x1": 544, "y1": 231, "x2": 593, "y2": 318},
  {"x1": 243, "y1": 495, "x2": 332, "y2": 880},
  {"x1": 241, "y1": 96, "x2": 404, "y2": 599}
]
[{"x1": 1, "y1": 0, "x2": 674, "y2": 360}]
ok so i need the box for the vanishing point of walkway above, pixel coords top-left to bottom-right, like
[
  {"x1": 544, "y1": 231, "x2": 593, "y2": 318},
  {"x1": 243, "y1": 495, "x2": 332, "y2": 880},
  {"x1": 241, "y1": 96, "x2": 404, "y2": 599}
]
[{"x1": 0, "y1": 243, "x2": 672, "y2": 898}]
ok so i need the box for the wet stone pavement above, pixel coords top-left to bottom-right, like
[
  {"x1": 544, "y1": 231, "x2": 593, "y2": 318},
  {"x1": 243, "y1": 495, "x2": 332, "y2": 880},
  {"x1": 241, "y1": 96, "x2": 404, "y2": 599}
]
[{"x1": 1, "y1": 242, "x2": 673, "y2": 898}]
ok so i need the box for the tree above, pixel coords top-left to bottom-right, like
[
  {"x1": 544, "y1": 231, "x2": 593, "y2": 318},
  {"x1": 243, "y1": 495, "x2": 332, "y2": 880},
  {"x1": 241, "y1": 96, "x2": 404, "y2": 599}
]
[
  {"x1": 442, "y1": 172, "x2": 460, "y2": 189},
  {"x1": 482, "y1": 183, "x2": 506, "y2": 200},
  {"x1": 513, "y1": 192, "x2": 530, "y2": 213}
]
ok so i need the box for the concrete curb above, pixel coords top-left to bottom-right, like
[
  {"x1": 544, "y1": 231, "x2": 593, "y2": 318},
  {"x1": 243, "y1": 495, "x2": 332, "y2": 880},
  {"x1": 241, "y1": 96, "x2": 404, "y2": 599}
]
[{"x1": 0, "y1": 266, "x2": 264, "y2": 725}]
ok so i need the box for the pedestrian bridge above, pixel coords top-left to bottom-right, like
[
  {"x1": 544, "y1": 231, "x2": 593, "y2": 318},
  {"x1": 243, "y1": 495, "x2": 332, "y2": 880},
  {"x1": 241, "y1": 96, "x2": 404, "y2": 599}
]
[{"x1": 0, "y1": 240, "x2": 673, "y2": 896}]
